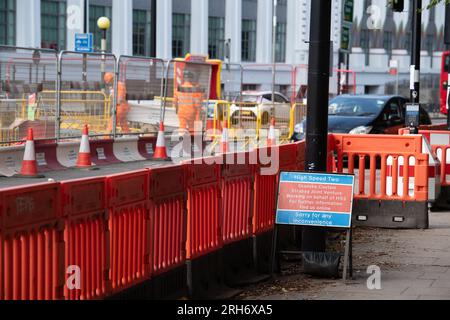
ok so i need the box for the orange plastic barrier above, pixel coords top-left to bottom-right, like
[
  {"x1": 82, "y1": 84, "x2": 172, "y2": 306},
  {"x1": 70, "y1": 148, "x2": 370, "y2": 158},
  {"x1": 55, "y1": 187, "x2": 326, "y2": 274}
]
[
  {"x1": 419, "y1": 131, "x2": 450, "y2": 187},
  {"x1": 149, "y1": 165, "x2": 187, "y2": 276},
  {"x1": 222, "y1": 153, "x2": 254, "y2": 245},
  {"x1": 0, "y1": 183, "x2": 64, "y2": 300},
  {"x1": 60, "y1": 177, "x2": 109, "y2": 300},
  {"x1": 106, "y1": 170, "x2": 150, "y2": 293},
  {"x1": 329, "y1": 134, "x2": 429, "y2": 202},
  {"x1": 186, "y1": 158, "x2": 222, "y2": 259}
]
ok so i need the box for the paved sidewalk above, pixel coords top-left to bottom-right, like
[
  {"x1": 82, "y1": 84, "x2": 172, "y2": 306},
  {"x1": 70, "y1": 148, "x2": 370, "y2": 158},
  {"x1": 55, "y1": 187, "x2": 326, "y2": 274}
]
[{"x1": 241, "y1": 212, "x2": 450, "y2": 300}]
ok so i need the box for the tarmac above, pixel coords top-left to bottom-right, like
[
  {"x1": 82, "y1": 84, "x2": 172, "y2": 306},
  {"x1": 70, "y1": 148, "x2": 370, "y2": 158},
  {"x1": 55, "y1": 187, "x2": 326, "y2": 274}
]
[{"x1": 240, "y1": 211, "x2": 450, "y2": 300}]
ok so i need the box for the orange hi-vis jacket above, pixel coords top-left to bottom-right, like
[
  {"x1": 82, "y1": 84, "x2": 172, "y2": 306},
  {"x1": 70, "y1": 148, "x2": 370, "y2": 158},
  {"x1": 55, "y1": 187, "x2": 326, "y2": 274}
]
[
  {"x1": 175, "y1": 82, "x2": 203, "y2": 121},
  {"x1": 108, "y1": 80, "x2": 130, "y2": 132},
  {"x1": 110, "y1": 81, "x2": 128, "y2": 108}
]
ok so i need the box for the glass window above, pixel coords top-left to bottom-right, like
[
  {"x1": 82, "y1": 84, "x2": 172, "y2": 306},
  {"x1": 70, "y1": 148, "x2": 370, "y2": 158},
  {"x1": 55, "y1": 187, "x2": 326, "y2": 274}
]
[
  {"x1": 0, "y1": 0, "x2": 16, "y2": 46},
  {"x1": 242, "y1": 19, "x2": 256, "y2": 62},
  {"x1": 41, "y1": 0, "x2": 67, "y2": 50},
  {"x1": 172, "y1": 13, "x2": 190, "y2": 58},
  {"x1": 275, "y1": 22, "x2": 286, "y2": 63},
  {"x1": 89, "y1": 5, "x2": 112, "y2": 52},
  {"x1": 133, "y1": 9, "x2": 151, "y2": 56},
  {"x1": 208, "y1": 16, "x2": 225, "y2": 60}
]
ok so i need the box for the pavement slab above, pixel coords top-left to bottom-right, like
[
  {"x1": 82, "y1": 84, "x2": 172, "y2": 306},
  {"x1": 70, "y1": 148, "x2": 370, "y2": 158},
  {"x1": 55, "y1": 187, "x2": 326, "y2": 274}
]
[{"x1": 239, "y1": 212, "x2": 450, "y2": 300}]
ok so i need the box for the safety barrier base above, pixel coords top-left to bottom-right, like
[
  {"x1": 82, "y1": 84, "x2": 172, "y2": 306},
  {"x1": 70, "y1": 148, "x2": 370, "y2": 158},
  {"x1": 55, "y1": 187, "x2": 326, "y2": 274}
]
[
  {"x1": 151, "y1": 264, "x2": 187, "y2": 300},
  {"x1": 353, "y1": 200, "x2": 429, "y2": 229},
  {"x1": 105, "y1": 265, "x2": 187, "y2": 300},
  {"x1": 223, "y1": 238, "x2": 270, "y2": 288},
  {"x1": 106, "y1": 280, "x2": 154, "y2": 300},
  {"x1": 253, "y1": 230, "x2": 274, "y2": 275},
  {"x1": 431, "y1": 186, "x2": 450, "y2": 211},
  {"x1": 186, "y1": 251, "x2": 241, "y2": 300},
  {"x1": 277, "y1": 225, "x2": 302, "y2": 252}
]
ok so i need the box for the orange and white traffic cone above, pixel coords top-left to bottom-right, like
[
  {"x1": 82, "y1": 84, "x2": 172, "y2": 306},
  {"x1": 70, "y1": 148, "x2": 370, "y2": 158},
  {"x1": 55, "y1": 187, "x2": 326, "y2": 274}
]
[
  {"x1": 221, "y1": 120, "x2": 229, "y2": 153},
  {"x1": 153, "y1": 122, "x2": 169, "y2": 160},
  {"x1": 76, "y1": 125, "x2": 92, "y2": 168},
  {"x1": 268, "y1": 118, "x2": 276, "y2": 147},
  {"x1": 19, "y1": 128, "x2": 40, "y2": 177}
]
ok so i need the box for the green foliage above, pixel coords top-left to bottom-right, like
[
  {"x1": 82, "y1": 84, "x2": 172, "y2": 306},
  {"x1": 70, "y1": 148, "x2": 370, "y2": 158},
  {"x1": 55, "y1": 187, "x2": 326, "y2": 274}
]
[{"x1": 427, "y1": 0, "x2": 450, "y2": 9}]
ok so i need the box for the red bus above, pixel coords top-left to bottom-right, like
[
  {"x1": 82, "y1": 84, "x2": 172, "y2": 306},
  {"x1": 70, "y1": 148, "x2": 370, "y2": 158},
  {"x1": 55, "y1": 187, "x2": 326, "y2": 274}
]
[{"x1": 441, "y1": 51, "x2": 450, "y2": 115}]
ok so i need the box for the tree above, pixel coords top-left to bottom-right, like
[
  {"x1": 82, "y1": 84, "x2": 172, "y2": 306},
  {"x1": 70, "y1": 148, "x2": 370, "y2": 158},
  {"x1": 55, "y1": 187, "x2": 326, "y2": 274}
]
[{"x1": 427, "y1": 0, "x2": 450, "y2": 9}]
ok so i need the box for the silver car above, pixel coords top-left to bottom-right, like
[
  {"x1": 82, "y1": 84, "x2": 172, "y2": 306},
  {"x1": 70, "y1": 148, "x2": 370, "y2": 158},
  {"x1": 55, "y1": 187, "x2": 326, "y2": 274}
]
[{"x1": 230, "y1": 91, "x2": 292, "y2": 125}]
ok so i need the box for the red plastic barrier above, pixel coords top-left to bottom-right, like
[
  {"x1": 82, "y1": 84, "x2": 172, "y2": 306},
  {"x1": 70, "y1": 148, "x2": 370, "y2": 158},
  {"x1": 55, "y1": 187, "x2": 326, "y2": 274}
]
[
  {"x1": 185, "y1": 157, "x2": 222, "y2": 260},
  {"x1": 253, "y1": 173, "x2": 277, "y2": 235},
  {"x1": 35, "y1": 142, "x2": 65, "y2": 173},
  {"x1": 222, "y1": 153, "x2": 254, "y2": 245},
  {"x1": 138, "y1": 136, "x2": 157, "y2": 160},
  {"x1": 0, "y1": 183, "x2": 64, "y2": 300},
  {"x1": 91, "y1": 139, "x2": 120, "y2": 166},
  {"x1": 297, "y1": 141, "x2": 306, "y2": 171},
  {"x1": 106, "y1": 170, "x2": 150, "y2": 293},
  {"x1": 60, "y1": 177, "x2": 109, "y2": 300},
  {"x1": 253, "y1": 148, "x2": 277, "y2": 235},
  {"x1": 149, "y1": 165, "x2": 187, "y2": 276},
  {"x1": 278, "y1": 143, "x2": 300, "y2": 171}
]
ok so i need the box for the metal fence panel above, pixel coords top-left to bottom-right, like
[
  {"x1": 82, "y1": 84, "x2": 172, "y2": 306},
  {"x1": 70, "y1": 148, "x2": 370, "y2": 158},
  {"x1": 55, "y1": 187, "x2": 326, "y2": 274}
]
[
  {"x1": 221, "y1": 63, "x2": 243, "y2": 101},
  {"x1": 162, "y1": 60, "x2": 212, "y2": 136},
  {"x1": 117, "y1": 56, "x2": 165, "y2": 137},
  {"x1": 58, "y1": 51, "x2": 117, "y2": 139},
  {"x1": 0, "y1": 46, "x2": 58, "y2": 144}
]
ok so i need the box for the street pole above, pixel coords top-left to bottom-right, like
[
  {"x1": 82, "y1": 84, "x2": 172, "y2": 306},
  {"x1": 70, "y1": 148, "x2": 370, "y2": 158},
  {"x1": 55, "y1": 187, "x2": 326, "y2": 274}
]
[
  {"x1": 150, "y1": 0, "x2": 157, "y2": 57},
  {"x1": 97, "y1": 17, "x2": 110, "y2": 80},
  {"x1": 302, "y1": 0, "x2": 332, "y2": 256},
  {"x1": 82, "y1": 0, "x2": 89, "y2": 83},
  {"x1": 445, "y1": 3, "x2": 450, "y2": 130},
  {"x1": 337, "y1": 50, "x2": 343, "y2": 95},
  {"x1": 271, "y1": 0, "x2": 277, "y2": 119},
  {"x1": 84, "y1": 0, "x2": 89, "y2": 34},
  {"x1": 409, "y1": 0, "x2": 422, "y2": 134}
]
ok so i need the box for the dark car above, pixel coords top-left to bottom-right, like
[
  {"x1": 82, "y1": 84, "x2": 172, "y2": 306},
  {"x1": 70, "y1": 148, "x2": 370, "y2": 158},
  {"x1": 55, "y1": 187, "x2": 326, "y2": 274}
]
[{"x1": 292, "y1": 95, "x2": 431, "y2": 141}]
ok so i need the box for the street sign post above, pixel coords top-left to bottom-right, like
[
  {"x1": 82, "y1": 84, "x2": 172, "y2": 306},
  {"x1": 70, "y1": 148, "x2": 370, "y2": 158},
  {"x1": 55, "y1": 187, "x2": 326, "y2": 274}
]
[
  {"x1": 271, "y1": 172, "x2": 355, "y2": 280},
  {"x1": 405, "y1": 103, "x2": 420, "y2": 134},
  {"x1": 340, "y1": 0, "x2": 354, "y2": 53},
  {"x1": 75, "y1": 33, "x2": 94, "y2": 53}
]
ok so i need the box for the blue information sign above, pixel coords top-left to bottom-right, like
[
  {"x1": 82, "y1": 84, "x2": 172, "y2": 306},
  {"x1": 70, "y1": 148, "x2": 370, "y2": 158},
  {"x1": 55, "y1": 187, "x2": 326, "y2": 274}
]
[
  {"x1": 75, "y1": 33, "x2": 93, "y2": 53},
  {"x1": 276, "y1": 172, "x2": 355, "y2": 228}
]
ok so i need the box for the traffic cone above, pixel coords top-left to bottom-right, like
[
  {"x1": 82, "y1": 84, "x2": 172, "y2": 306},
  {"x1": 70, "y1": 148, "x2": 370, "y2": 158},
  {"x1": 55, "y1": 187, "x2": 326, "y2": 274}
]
[
  {"x1": 153, "y1": 122, "x2": 169, "y2": 160},
  {"x1": 268, "y1": 118, "x2": 276, "y2": 147},
  {"x1": 221, "y1": 120, "x2": 229, "y2": 153},
  {"x1": 19, "y1": 128, "x2": 39, "y2": 177},
  {"x1": 76, "y1": 125, "x2": 92, "y2": 168}
]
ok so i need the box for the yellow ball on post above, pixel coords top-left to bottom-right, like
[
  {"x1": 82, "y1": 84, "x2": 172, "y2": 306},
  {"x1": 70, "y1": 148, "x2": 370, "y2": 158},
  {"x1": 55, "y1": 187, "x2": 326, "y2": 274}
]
[{"x1": 97, "y1": 17, "x2": 111, "y2": 30}]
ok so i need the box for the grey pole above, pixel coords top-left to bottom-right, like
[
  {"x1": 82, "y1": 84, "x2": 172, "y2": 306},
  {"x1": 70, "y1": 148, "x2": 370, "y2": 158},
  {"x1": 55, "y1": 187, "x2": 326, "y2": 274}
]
[{"x1": 271, "y1": 0, "x2": 277, "y2": 120}]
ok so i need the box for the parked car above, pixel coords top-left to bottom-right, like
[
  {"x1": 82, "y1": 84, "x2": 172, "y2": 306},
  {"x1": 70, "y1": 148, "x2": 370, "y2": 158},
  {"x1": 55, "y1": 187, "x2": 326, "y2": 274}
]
[
  {"x1": 292, "y1": 95, "x2": 432, "y2": 141},
  {"x1": 230, "y1": 91, "x2": 291, "y2": 125}
]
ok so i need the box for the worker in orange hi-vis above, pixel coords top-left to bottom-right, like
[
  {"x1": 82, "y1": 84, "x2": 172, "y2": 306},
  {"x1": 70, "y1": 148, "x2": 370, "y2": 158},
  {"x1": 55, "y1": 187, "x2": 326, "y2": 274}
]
[
  {"x1": 104, "y1": 72, "x2": 130, "y2": 133},
  {"x1": 174, "y1": 70, "x2": 204, "y2": 135}
]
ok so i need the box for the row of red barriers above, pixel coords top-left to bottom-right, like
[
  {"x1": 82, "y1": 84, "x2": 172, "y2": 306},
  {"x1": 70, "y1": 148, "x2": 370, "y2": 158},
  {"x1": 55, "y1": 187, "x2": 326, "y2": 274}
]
[{"x1": 0, "y1": 142, "x2": 305, "y2": 300}]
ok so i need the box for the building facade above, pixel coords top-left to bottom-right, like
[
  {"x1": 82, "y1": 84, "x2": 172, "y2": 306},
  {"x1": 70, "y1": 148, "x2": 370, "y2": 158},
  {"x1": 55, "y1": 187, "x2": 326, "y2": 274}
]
[{"x1": 0, "y1": 0, "x2": 447, "y2": 101}]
